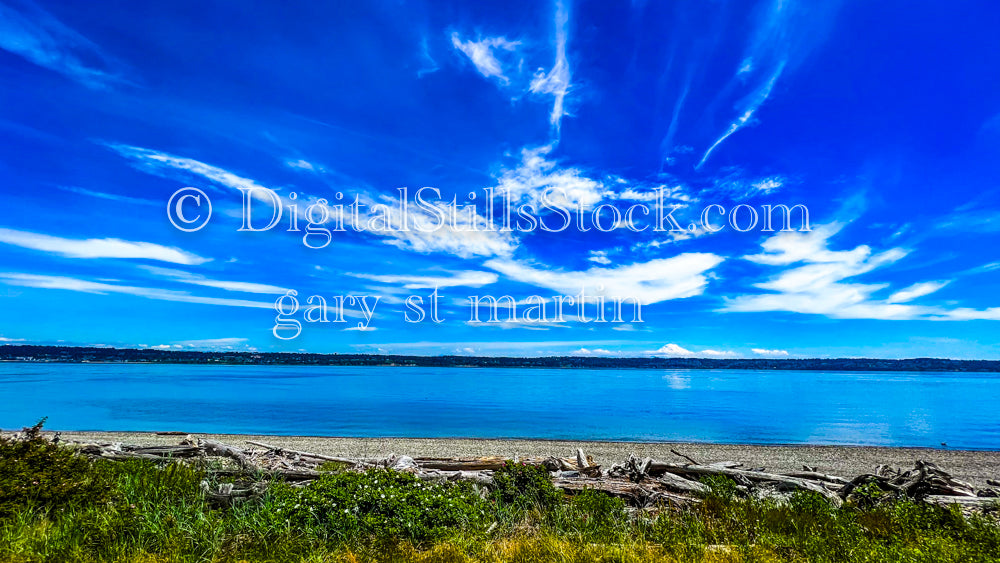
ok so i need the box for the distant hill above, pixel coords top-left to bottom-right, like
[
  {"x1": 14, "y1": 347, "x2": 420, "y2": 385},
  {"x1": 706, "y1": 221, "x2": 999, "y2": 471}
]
[{"x1": 1, "y1": 345, "x2": 998, "y2": 371}]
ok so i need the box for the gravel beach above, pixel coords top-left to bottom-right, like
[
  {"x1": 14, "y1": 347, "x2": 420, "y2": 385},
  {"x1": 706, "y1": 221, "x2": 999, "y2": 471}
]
[{"x1": 43, "y1": 431, "x2": 1000, "y2": 489}]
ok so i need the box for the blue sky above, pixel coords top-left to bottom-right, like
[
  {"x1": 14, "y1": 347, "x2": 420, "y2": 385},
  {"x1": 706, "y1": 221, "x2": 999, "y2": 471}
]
[{"x1": 1, "y1": 0, "x2": 1000, "y2": 358}]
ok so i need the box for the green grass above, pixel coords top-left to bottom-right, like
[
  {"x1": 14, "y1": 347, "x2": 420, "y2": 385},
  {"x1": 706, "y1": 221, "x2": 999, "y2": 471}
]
[{"x1": 2, "y1": 429, "x2": 999, "y2": 562}]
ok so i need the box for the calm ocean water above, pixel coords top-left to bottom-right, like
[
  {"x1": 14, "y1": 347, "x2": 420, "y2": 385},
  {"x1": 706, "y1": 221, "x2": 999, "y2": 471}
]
[{"x1": 1, "y1": 363, "x2": 998, "y2": 449}]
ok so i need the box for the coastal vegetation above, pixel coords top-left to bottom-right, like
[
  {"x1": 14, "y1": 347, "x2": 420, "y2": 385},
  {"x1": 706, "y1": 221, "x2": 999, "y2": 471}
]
[{"x1": 2, "y1": 422, "x2": 1000, "y2": 562}]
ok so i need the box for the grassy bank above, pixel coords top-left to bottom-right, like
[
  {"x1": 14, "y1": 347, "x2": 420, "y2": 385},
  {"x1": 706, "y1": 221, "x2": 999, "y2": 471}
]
[{"x1": 2, "y1": 426, "x2": 999, "y2": 562}]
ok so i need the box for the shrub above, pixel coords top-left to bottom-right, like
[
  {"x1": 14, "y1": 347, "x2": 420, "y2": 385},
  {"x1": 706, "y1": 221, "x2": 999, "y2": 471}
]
[
  {"x1": 0, "y1": 419, "x2": 110, "y2": 518},
  {"x1": 698, "y1": 475, "x2": 738, "y2": 503},
  {"x1": 490, "y1": 462, "x2": 563, "y2": 509},
  {"x1": 567, "y1": 489, "x2": 628, "y2": 538},
  {"x1": 266, "y1": 468, "x2": 489, "y2": 544}
]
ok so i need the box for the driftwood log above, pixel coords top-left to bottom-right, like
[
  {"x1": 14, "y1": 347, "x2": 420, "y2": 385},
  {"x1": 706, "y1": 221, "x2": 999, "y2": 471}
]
[{"x1": 48, "y1": 433, "x2": 997, "y2": 513}]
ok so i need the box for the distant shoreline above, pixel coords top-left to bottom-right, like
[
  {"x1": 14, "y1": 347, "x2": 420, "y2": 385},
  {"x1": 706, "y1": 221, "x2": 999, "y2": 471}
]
[{"x1": 3, "y1": 345, "x2": 1000, "y2": 371}]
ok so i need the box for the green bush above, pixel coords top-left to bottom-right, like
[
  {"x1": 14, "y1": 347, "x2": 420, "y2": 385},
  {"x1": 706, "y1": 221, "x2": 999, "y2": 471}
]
[
  {"x1": 490, "y1": 461, "x2": 563, "y2": 509},
  {"x1": 698, "y1": 474, "x2": 738, "y2": 503},
  {"x1": 0, "y1": 419, "x2": 111, "y2": 518},
  {"x1": 567, "y1": 489, "x2": 628, "y2": 537},
  {"x1": 266, "y1": 468, "x2": 489, "y2": 544}
]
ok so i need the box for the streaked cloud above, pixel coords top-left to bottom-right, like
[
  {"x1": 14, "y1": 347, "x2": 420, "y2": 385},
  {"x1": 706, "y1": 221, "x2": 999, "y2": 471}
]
[
  {"x1": 697, "y1": 61, "x2": 785, "y2": 169},
  {"x1": 140, "y1": 266, "x2": 288, "y2": 294},
  {"x1": 887, "y1": 281, "x2": 949, "y2": 304},
  {"x1": 347, "y1": 270, "x2": 498, "y2": 289},
  {"x1": 107, "y1": 144, "x2": 268, "y2": 194},
  {"x1": 529, "y1": 0, "x2": 572, "y2": 133},
  {"x1": 0, "y1": 273, "x2": 273, "y2": 309},
  {"x1": 0, "y1": 227, "x2": 209, "y2": 265},
  {"x1": 0, "y1": 0, "x2": 126, "y2": 88},
  {"x1": 57, "y1": 186, "x2": 160, "y2": 207}
]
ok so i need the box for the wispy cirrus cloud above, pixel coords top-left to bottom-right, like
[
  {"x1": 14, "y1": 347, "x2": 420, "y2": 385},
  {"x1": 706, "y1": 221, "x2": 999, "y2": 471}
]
[
  {"x1": 113, "y1": 144, "x2": 518, "y2": 259},
  {"x1": 106, "y1": 144, "x2": 268, "y2": 194},
  {"x1": 0, "y1": 0, "x2": 126, "y2": 88},
  {"x1": 450, "y1": 32, "x2": 520, "y2": 84},
  {"x1": 697, "y1": 61, "x2": 785, "y2": 169},
  {"x1": 57, "y1": 186, "x2": 160, "y2": 207},
  {"x1": 139, "y1": 266, "x2": 288, "y2": 294},
  {"x1": 346, "y1": 270, "x2": 498, "y2": 289},
  {"x1": 0, "y1": 227, "x2": 209, "y2": 265},
  {"x1": 887, "y1": 281, "x2": 950, "y2": 304},
  {"x1": 530, "y1": 0, "x2": 572, "y2": 134},
  {"x1": 417, "y1": 36, "x2": 440, "y2": 78},
  {"x1": 496, "y1": 144, "x2": 607, "y2": 210},
  {"x1": 0, "y1": 273, "x2": 273, "y2": 309},
  {"x1": 697, "y1": 0, "x2": 843, "y2": 169}
]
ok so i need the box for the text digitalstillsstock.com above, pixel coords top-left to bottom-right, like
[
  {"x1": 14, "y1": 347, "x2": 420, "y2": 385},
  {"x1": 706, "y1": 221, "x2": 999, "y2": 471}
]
[{"x1": 166, "y1": 186, "x2": 811, "y2": 339}]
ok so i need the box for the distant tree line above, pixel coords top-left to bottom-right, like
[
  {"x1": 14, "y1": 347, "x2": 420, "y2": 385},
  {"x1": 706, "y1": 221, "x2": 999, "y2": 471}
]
[{"x1": 1, "y1": 345, "x2": 998, "y2": 371}]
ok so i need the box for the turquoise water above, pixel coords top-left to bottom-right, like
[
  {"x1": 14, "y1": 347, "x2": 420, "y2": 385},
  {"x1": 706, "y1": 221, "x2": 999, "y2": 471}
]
[{"x1": 1, "y1": 363, "x2": 998, "y2": 449}]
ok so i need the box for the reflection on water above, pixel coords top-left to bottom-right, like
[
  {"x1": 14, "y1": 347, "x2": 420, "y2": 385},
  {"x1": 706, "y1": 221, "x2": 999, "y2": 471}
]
[{"x1": 1, "y1": 363, "x2": 998, "y2": 449}]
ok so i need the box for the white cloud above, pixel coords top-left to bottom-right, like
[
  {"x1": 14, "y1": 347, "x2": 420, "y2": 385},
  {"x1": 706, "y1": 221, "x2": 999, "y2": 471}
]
[
  {"x1": 0, "y1": 228, "x2": 209, "y2": 265},
  {"x1": 529, "y1": 0, "x2": 571, "y2": 133},
  {"x1": 572, "y1": 347, "x2": 615, "y2": 356},
  {"x1": 752, "y1": 348, "x2": 789, "y2": 356},
  {"x1": 0, "y1": 1, "x2": 124, "y2": 88},
  {"x1": 107, "y1": 144, "x2": 268, "y2": 194},
  {"x1": 140, "y1": 266, "x2": 287, "y2": 294},
  {"x1": 615, "y1": 184, "x2": 693, "y2": 203},
  {"x1": 450, "y1": 32, "x2": 520, "y2": 84},
  {"x1": 173, "y1": 337, "x2": 249, "y2": 349},
  {"x1": 647, "y1": 343, "x2": 735, "y2": 357},
  {"x1": 701, "y1": 349, "x2": 737, "y2": 357},
  {"x1": 724, "y1": 223, "x2": 1000, "y2": 321},
  {"x1": 744, "y1": 223, "x2": 864, "y2": 266},
  {"x1": 487, "y1": 252, "x2": 722, "y2": 305},
  {"x1": 587, "y1": 250, "x2": 611, "y2": 265},
  {"x1": 346, "y1": 270, "x2": 498, "y2": 289},
  {"x1": 725, "y1": 225, "x2": 919, "y2": 319},
  {"x1": 358, "y1": 191, "x2": 518, "y2": 258},
  {"x1": 752, "y1": 176, "x2": 784, "y2": 195},
  {"x1": 496, "y1": 145, "x2": 607, "y2": 210},
  {"x1": 57, "y1": 186, "x2": 160, "y2": 206},
  {"x1": 697, "y1": 61, "x2": 785, "y2": 169},
  {"x1": 887, "y1": 281, "x2": 949, "y2": 304},
  {"x1": 111, "y1": 144, "x2": 518, "y2": 259},
  {"x1": 0, "y1": 273, "x2": 273, "y2": 310},
  {"x1": 0, "y1": 336, "x2": 25, "y2": 342},
  {"x1": 284, "y1": 159, "x2": 316, "y2": 172}
]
